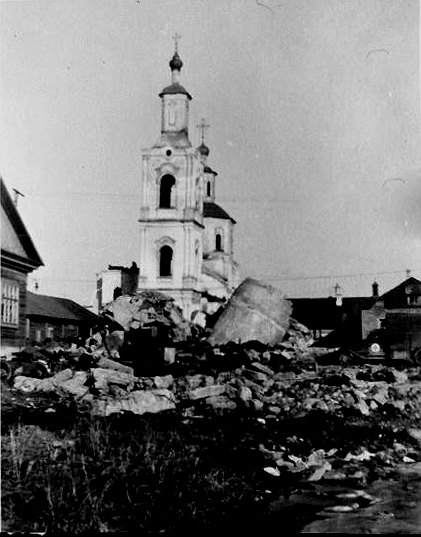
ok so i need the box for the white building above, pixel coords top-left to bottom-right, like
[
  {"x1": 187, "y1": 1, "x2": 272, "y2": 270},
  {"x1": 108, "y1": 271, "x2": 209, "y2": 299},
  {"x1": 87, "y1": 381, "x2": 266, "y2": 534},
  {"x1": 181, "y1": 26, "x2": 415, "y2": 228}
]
[{"x1": 97, "y1": 44, "x2": 240, "y2": 323}]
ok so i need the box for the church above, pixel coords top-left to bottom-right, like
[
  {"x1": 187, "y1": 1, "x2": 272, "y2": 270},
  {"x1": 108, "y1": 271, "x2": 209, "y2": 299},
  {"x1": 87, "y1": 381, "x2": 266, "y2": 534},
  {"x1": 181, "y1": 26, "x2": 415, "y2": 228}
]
[{"x1": 97, "y1": 41, "x2": 240, "y2": 323}]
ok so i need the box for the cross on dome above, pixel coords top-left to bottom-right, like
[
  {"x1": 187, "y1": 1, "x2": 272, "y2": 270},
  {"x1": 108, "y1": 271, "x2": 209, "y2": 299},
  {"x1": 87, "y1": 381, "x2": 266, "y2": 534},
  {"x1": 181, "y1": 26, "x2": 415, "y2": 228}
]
[
  {"x1": 173, "y1": 32, "x2": 181, "y2": 53},
  {"x1": 197, "y1": 118, "x2": 210, "y2": 144}
]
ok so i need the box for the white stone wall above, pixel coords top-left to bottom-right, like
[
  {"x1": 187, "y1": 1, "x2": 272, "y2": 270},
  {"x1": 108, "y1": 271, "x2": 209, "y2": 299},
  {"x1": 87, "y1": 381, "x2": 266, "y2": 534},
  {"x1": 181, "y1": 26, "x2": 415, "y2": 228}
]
[
  {"x1": 161, "y1": 94, "x2": 190, "y2": 133},
  {"x1": 203, "y1": 217, "x2": 233, "y2": 256}
]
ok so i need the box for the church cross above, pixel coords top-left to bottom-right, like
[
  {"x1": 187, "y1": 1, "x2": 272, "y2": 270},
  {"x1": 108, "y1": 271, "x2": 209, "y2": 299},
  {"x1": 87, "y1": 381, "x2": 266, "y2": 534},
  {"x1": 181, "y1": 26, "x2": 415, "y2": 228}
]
[
  {"x1": 197, "y1": 118, "x2": 210, "y2": 143},
  {"x1": 173, "y1": 32, "x2": 181, "y2": 53}
]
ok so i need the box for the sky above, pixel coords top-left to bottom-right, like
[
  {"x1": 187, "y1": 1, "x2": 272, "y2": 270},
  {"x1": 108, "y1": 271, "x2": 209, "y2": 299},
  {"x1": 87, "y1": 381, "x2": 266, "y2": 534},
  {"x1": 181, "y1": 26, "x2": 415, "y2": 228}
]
[{"x1": 1, "y1": 0, "x2": 420, "y2": 305}]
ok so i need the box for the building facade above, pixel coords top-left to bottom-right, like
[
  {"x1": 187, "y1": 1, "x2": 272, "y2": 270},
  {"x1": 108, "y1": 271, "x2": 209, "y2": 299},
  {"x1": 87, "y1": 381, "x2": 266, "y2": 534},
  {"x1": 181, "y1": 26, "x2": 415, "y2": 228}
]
[
  {"x1": 26, "y1": 291, "x2": 100, "y2": 344},
  {"x1": 1, "y1": 177, "x2": 43, "y2": 353},
  {"x1": 310, "y1": 277, "x2": 421, "y2": 360}
]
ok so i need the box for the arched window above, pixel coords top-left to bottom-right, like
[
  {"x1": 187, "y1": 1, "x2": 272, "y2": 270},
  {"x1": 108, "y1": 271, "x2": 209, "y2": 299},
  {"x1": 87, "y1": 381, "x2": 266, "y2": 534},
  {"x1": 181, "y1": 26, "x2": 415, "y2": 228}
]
[
  {"x1": 159, "y1": 174, "x2": 176, "y2": 208},
  {"x1": 207, "y1": 181, "x2": 211, "y2": 197},
  {"x1": 159, "y1": 245, "x2": 173, "y2": 277},
  {"x1": 215, "y1": 233, "x2": 223, "y2": 252}
]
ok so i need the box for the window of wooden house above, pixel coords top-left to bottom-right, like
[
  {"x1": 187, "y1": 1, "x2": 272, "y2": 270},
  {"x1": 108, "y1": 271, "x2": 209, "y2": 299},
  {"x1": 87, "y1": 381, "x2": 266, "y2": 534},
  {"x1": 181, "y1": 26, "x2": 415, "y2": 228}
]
[
  {"x1": 207, "y1": 181, "x2": 211, "y2": 197},
  {"x1": 159, "y1": 245, "x2": 173, "y2": 277},
  {"x1": 407, "y1": 294, "x2": 421, "y2": 306},
  {"x1": 159, "y1": 174, "x2": 176, "y2": 208},
  {"x1": 1, "y1": 280, "x2": 19, "y2": 326}
]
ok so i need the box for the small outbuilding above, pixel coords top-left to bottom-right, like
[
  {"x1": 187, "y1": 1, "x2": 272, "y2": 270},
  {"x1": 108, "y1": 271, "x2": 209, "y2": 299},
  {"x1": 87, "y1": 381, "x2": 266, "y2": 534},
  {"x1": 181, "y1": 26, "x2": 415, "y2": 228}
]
[{"x1": 26, "y1": 292, "x2": 101, "y2": 344}]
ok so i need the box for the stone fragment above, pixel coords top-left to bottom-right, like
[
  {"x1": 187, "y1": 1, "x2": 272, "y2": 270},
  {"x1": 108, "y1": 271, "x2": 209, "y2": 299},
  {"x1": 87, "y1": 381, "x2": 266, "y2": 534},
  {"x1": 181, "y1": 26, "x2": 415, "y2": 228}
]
[
  {"x1": 250, "y1": 362, "x2": 275, "y2": 376},
  {"x1": 97, "y1": 356, "x2": 134, "y2": 376},
  {"x1": 206, "y1": 395, "x2": 237, "y2": 410},
  {"x1": 108, "y1": 385, "x2": 128, "y2": 398},
  {"x1": 92, "y1": 368, "x2": 136, "y2": 394},
  {"x1": 391, "y1": 400, "x2": 406, "y2": 411},
  {"x1": 372, "y1": 387, "x2": 389, "y2": 405},
  {"x1": 239, "y1": 386, "x2": 253, "y2": 402},
  {"x1": 189, "y1": 385, "x2": 225, "y2": 400},
  {"x1": 393, "y1": 370, "x2": 408, "y2": 384},
  {"x1": 13, "y1": 376, "x2": 53, "y2": 393},
  {"x1": 57, "y1": 372, "x2": 89, "y2": 397},
  {"x1": 325, "y1": 504, "x2": 359, "y2": 513},
  {"x1": 92, "y1": 389, "x2": 176, "y2": 416},
  {"x1": 267, "y1": 405, "x2": 281, "y2": 415},
  {"x1": 204, "y1": 376, "x2": 215, "y2": 386},
  {"x1": 51, "y1": 368, "x2": 74, "y2": 383},
  {"x1": 263, "y1": 467, "x2": 280, "y2": 477},
  {"x1": 343, "y1": 393, "x2": 355, "y2": 407},
  {"x1": 308, "y1": 462, "x2": 332, "y2": 482},
  {"x1": 252, "y1": 399, "x2": 264, "y2": 412},
  {"x1": 186, "y1": 374, "x2": 203, "y2": 390},
  {"x1": 408, "y1": 428, "x2": 421, "y2": 445},
  {"x1": 154, "y1": 375, "x2": 174, "y2": 389},
  {"x1": 355, "y1": 397, "x2": 370, "y2": 416}
]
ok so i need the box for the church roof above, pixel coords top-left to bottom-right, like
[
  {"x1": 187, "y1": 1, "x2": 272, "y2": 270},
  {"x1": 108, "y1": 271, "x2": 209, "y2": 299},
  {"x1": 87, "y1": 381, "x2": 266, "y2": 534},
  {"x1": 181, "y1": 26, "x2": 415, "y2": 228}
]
[
  {"x1": 203, "y1": 202, "x2": 236, "y2": 223},
  {"x1": 204, "y1": 165, "x2": 218, "y2": 176},
  {"x1": 159, "y1": 82, "x2": 192, "y2": 100}
]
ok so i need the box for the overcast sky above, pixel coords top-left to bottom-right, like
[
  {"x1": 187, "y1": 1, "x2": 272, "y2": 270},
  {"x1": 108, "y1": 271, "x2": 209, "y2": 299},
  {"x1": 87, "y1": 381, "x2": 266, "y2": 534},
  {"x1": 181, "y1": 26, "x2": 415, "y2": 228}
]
[{"x1": 1, "y1": 0, "x2": 420, "y2": 305}]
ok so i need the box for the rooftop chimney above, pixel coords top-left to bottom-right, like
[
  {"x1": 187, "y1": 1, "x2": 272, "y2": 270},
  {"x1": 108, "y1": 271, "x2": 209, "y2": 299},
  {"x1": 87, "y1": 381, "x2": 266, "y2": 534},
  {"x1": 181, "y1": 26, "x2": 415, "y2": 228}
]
[{"x1": 372, "y1": 281, "x2": 379, "y2": 298}]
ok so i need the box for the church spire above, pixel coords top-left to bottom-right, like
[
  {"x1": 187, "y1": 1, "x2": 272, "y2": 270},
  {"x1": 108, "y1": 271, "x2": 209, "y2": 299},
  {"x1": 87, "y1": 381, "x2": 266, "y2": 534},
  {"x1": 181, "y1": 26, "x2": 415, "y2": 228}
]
[
  {"x1": 169, "y1": 32, "x2": 183, "y2": 83},
  {"x1": 159, "y1": 33, "x2": 192, "y2": 100},
  {"x1": 156, "y1": 36, "x2": 192, "y2": 148}
]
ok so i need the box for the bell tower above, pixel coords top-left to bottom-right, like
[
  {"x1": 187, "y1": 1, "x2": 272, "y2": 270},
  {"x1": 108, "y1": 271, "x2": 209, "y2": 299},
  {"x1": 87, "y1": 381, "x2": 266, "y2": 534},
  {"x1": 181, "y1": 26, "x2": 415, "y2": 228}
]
[{"x1": 137, "y1": 37, "x2": 205, "y2": 319}]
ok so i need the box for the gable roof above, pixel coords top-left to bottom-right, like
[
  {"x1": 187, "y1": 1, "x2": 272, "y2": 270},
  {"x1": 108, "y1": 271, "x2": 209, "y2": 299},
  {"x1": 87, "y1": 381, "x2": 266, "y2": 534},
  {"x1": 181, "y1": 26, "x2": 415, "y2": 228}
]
[
  {"x1": 27, "y1": 292, "x2": 100, "y2": 324},
  {"x1": 1, "y1": 177, "x2": 43, "y2": 269}
]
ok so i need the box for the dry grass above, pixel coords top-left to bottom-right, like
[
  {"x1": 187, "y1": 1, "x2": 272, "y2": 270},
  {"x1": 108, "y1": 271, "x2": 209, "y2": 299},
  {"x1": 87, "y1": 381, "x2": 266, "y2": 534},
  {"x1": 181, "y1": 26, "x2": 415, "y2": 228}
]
[{"x1": 1, "y1": 409, "x2": 269, "y2": 533}]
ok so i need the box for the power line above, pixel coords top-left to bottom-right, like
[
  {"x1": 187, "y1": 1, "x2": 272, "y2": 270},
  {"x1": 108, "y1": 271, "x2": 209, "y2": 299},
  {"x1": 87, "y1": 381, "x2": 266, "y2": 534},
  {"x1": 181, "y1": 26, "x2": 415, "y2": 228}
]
[{"x1": 30, "y1": 267, "x2": 420, "y2": 285}]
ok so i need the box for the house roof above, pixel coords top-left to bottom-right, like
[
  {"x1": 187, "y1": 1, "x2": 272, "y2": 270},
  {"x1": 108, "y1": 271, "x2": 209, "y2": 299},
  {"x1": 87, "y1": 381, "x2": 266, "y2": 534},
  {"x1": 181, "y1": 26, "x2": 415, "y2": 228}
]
[
  {"x1": 290, "y1": 296, "x2": 374, "y2": 330},
  {"x1": 27, "y1": 292, "x2": 100, "y2": 324},
  {"x1": 311, "y1": 277, "x2": 421, "y2": 348},
  {"x1": 1, "y1": 177, "x2": 43, "y2": 269},
  {"x1": 203, "y1": 202, "x2": 236, "y2": 223}
]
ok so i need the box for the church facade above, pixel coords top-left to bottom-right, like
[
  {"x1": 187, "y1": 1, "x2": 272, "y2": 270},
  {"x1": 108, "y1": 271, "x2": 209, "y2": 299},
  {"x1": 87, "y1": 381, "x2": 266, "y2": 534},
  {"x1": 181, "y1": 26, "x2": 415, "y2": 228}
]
[{"x1": 135, "y1": 45, "x2": 240, "y2": 322}]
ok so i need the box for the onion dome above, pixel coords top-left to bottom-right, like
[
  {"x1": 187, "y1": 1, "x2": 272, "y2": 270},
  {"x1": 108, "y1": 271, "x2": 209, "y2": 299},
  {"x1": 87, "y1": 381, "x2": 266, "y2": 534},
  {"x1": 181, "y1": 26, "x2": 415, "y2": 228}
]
[
  {"x1": 169, "y1": 51, "x2": 183, "y2": 71},
  {"x1": 198, "y1": 143, "x2": 210, "y2": 157}
]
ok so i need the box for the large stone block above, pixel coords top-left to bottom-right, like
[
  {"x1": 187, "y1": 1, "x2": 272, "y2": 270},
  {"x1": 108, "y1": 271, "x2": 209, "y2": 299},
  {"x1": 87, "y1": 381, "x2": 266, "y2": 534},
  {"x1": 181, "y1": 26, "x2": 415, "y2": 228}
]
[
  {"x1": 188, "y1": 385, "x2": 226, "y2": 400},
  {"x1": 13, "y1": 376, "x2": 54, "y2": 393},
  {"x1": 92, "y1": 368, "x2": 136, "y2": 394},
  {"x1": 208, "y1": 278, "x2": 292, "y2": 345},
  {"x1": 92, "y1": 389, "x2": 176, "y2": 416},
  {"x1": 97, "y1": 356, "x2": 134, "y2": 376},
  {"x1": 57, "y1": 372, "x2": 89, "y2": 397},
  {"x1": 206, "y1": 395, "x2": 237, "y2": 410}
]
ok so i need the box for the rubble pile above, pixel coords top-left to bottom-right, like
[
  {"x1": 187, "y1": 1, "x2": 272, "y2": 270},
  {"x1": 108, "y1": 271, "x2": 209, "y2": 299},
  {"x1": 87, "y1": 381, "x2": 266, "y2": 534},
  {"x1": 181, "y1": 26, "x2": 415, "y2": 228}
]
[
  {"x1": 3, "y1": 281, "x2": 421, "y2": 493},
  {"x1": 101, "y1": 291, "x2": 192, "y2": 344}
]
